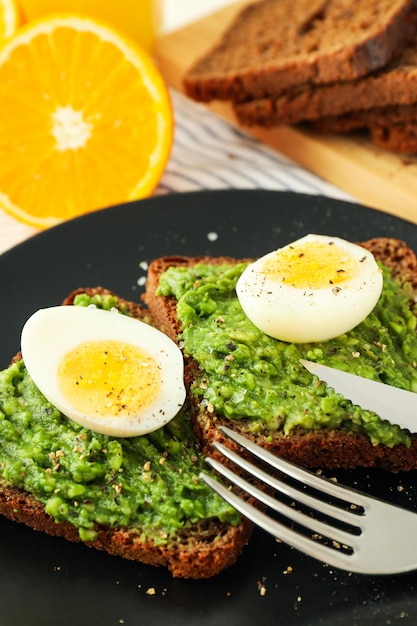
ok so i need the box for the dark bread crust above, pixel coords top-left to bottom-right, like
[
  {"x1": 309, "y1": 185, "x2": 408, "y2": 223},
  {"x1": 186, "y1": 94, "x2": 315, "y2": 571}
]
[
  {"x1": 370, "y1": 123, "x2": 417, "y2": 154},
  {"x1": 310, "y1": 104, "x2": 417, "y2": 133},
  {"x1": 61, "y1": 286, "x2": 148, "y2": 315},
  {"x1": 184, "y1": 0, "x2": 417, "y2": 103},
  {"x1": 306, "y1": 108, "x2": 417, "y2": 155},
  {"x1": 0, "y1": 482, "x2": 251, "y2": 579},
  {"x1": 143, "y1": 256, "x2": 247, "y2": 341},
  {"x1": 143, "y1": 240, "x2": 417, "y2": 473},
  {"x1": 3, "y1": 286, "x2": 252, "y2": 579}
]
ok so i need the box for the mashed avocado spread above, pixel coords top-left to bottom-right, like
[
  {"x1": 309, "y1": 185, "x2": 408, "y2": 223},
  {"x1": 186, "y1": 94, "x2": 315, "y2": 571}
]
[
  {"x1": 0, "y1": 294, "x2": 240, "y2": 542},
  {"x1": 157, "y1": 262, "x2": 417, "y2": 448}
]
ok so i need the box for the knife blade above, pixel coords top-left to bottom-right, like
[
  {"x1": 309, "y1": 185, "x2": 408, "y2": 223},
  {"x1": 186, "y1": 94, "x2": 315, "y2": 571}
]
[{"x1": 300, "y1": 359, "x2": 417, "y2": 433}]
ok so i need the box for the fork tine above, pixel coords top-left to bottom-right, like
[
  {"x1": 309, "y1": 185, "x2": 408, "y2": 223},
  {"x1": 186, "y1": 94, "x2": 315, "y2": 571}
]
[
  {"x1": 204, "y1": 455, "x2": 360, "y2": 550},
  {"x1": 203, "y1": 427, "x2": 417, "y2": 575},
  {"x1": 219, "y1": 425, "x2": 370, "y2": 510},
  {"x1": 211, "y1": 441, "x2": 364, "y2": 531},
  {"x1": 200, "y1": 469, "x2": 357, "y2": 571}
]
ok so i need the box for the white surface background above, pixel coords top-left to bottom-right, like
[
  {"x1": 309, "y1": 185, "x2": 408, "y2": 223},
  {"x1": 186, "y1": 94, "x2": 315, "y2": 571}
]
[{"x1": 161, "y1": 0, "x2": 236, "y2": 32}]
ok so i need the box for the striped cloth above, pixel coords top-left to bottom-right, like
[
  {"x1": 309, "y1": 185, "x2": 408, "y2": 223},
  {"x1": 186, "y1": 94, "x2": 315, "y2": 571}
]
[{"x1": 157, "y1": 90, "x2": 355, "y2": 201}]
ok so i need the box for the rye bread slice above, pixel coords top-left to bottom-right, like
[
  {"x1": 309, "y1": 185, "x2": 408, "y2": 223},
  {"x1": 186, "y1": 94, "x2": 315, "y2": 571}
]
[
  {"x1": 233, "y1": 33, "x2": 417, "y2": 128},
  {"x1": 184, "y1": 0, "x2": 417, "y2": 104},
  {"x1": 370, "y1": 122, "x2": 417, "y2": 154},
  {"x1": 143, "y1": 240, "x2": 417, "y2": 473},
  {"x1": 1, "y1": 286, "x2": 252, "y2": 579},
  {"x1": 307, "y1": 105, "x2": 417, "y2": 154}
]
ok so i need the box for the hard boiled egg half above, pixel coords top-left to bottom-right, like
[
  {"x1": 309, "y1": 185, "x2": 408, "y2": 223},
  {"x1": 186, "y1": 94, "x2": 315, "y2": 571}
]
[
  {"x1": 236, "y1": 234, "x2": 383, "y2": 343},
  {"x1": 21, "y1": 305, "x2": 186, "y2": 437}
]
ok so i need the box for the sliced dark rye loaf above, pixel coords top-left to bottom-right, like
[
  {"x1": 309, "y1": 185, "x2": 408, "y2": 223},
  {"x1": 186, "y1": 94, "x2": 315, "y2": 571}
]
[
  {"x1": 233, "y1": 34, "x2": 417, "y2": 127},
  {"x1": 184, "y1": 0, "x2": 417, "y2": 103},
  {"x1": 312, "y1": 104, "x2": 417, "y2": 130},
  {"x1": 2, "y1": 286, "x2": 252, "y2": 579},
  {"x1": 143, "y1": 240, "x2": 417, "y2": 473},
  {"x1": 307, "y1": 105, "x2": 417, "y2": 154},
  {"x1": 371, "y1": 122, "x2": 417, "y2": 154}
]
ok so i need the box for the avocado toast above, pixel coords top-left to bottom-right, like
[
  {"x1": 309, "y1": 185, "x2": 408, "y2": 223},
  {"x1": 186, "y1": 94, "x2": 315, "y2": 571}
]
[
  {"x1": 144, "y1": 238, "x2": 417, "y2": 473},
  {"x1": 0, "y1": 287, "x2": 251, "y2": 579}
]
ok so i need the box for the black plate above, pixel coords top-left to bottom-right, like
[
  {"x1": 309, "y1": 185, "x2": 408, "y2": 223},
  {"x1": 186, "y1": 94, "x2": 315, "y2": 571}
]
[{"x1": 1, "y1": 189, "x2": 417, "y2": 626}]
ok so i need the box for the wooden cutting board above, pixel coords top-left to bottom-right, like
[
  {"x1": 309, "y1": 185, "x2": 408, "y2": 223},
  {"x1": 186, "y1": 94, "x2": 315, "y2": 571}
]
[{"x1": 155, "y1": 1, "x2": 417, "y2": 225}]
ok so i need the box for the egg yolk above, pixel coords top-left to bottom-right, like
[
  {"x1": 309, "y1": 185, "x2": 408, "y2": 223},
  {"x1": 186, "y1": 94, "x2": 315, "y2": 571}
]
[
  {"x1": 262, "y1": 241, "x2": 360, "y2": 289},
  {"x1": 57, "y1": 340, "x2": 161, "y2": 420}
]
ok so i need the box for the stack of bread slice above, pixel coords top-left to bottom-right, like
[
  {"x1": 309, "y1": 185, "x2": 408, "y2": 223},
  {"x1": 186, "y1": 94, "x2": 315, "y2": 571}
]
[{"x1": 183, "y1": 0, "x2": 417, "y2": 153}]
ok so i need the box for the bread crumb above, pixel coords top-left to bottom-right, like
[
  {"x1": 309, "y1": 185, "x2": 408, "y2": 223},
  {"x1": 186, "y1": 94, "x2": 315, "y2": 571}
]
[
  {"x1": 257, "y1": 577, "x2": 267, "y2": 596},
  {"x1": 146, "y1": 587, "x2": 156, "y2": 596},
  {"x1": 207, "y1": 231, "x2": 218, "y2": 242},
  {"x1": 283, "y1": 566, "x2": 293, "y2": 575}
]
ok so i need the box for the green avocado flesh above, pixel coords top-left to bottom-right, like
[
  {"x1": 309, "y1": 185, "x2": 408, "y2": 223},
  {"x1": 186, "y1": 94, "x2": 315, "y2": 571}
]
[
  {"x1": 157, "y1": 262, "x2": 417, "y2": 449},
  {"x1": 0, "y1": 294, "x2": 240, "y2": 543}
]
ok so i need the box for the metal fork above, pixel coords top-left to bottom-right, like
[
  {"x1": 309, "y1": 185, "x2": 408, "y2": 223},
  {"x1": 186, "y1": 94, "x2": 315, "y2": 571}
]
[{"x1": 200, "y1": 426, "x2": 417, "y2": 575}]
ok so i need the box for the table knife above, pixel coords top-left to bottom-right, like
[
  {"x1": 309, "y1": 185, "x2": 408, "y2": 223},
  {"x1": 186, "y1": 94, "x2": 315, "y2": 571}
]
[{"x1": 300, "y1": 359, "x2": 417, "y2": 433}]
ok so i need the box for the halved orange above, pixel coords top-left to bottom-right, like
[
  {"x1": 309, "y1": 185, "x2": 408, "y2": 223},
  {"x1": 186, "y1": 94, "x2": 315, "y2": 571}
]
[
  {"x1": 0, "y1": 14, "x2": 173, "y2": 228},
  {"x1": 0, "y1": 0, "x2": 18, "y2": 38}
]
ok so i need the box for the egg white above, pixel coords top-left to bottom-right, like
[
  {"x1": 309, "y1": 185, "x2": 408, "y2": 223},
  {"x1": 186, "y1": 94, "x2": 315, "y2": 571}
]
[
  {"x1": 236, "y1": 234, "x2": 383, "y2": 343},
  {"x1": 21, "y1": 305, "x2": 186, "y2": 437}
]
